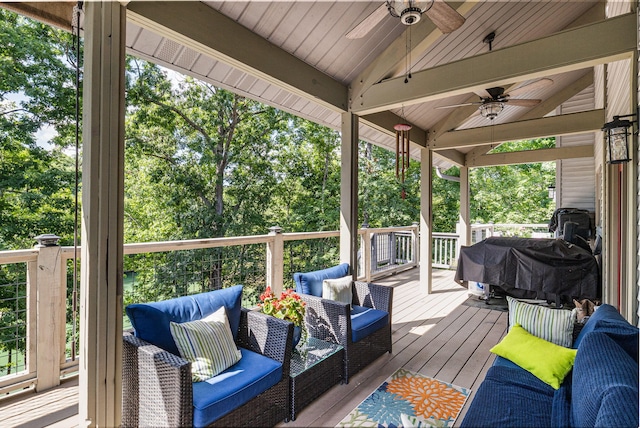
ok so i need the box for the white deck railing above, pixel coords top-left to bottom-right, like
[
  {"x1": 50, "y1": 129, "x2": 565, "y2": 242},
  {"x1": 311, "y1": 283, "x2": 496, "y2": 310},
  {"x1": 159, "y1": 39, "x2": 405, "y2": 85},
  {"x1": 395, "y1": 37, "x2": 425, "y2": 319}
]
[
  {"x1": 0, "y1": 221, "x2": 551, "y2": 397},
  {"x1": 0, "y1": 225, "x2": 417, "y2": 396}
]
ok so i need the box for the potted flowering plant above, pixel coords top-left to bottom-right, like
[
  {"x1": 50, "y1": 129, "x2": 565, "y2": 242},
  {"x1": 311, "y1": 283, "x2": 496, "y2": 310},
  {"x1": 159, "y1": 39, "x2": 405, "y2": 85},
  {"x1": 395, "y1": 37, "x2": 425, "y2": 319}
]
[{"x1": 259, "y1": 287, "x2": 307, "y2": 348}]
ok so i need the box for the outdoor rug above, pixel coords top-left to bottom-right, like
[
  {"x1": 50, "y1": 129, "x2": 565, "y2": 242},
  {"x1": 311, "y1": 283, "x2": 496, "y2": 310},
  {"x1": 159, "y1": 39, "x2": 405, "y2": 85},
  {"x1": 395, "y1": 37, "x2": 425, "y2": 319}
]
[{"x1": 336, "y1": 368, "x2": 470, "y2": 427}]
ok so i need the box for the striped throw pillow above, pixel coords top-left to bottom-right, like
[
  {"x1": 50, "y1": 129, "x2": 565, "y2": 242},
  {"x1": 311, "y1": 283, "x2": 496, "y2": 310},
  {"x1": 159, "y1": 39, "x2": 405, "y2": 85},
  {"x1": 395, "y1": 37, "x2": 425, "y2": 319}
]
[
  {"x1": 507, "y1": 296, "x2": 576, "y2": 348},
  {"x1": 170, "y1": 306, "x2": 242, "y2": 382}
]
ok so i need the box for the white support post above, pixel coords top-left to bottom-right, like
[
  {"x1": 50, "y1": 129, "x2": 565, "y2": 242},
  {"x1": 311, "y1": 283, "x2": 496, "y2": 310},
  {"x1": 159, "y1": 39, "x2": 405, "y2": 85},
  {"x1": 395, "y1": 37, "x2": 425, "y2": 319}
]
[
  {"x1": 361, "y1": 226, "x2": 372, "y2": 281},
  {"x1": 266, "y1": 226, "x2": 284, "y2": 296},
  {"x1": 80, "y1": 2, "x2": 126, "y2": 426},
  {"x1": 33, "y1": 235, "x2": 65, "y2": 391},
  {"x1": 341, "y1": 113, "x2": 359, "y2": 278},
  {"x1": 412, "y1": 222, "x2": 419, "y2": 268},
  {"x1": 420, "y1": 148, "x2": 433, "y2": 294},
  {"x1": 458, "y1": 166, "x2": 471, "y2": 249}
]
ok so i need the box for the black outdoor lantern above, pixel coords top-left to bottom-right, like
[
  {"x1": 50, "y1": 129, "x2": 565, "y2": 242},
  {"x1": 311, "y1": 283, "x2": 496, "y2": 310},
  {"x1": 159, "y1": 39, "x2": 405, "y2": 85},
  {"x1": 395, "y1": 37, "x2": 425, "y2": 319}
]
[
  {"x1": 602, "y1": 114, "x2": 636, "y2": 164},
  {"x1": 547, "y1": 184, "x2": 556, "y2": 200}
]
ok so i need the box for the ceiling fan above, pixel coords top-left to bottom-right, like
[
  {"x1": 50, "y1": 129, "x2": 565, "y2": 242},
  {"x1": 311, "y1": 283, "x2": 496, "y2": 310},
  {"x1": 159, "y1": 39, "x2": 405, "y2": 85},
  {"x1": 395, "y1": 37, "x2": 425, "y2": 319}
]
[
  {"x1": 436, "y1": 78, "x2": 555, "y2": 120},
  {"x1": 346, "y1": 0, "x2": 466, "y2": 39}
]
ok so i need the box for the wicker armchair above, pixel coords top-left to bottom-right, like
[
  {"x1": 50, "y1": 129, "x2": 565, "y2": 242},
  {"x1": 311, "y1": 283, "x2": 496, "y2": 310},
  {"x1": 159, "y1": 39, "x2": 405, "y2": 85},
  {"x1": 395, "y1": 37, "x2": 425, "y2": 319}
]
[
  {"x1": 294, "y1": 265, "x2": 393, "y2": 384},
  {"x1": 122, "y1": 307, "x2": 293, "y2": 427}
]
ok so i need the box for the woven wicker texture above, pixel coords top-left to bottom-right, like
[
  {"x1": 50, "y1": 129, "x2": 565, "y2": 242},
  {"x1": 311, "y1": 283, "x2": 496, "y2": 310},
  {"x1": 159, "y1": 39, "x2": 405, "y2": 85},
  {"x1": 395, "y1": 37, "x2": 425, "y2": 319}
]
[
  {"x1": 122, "y1": 308, "x2": 293, "y2": 427},
  {"x1": 302, "y1": 280, "x2": 393, "y2": 383}
]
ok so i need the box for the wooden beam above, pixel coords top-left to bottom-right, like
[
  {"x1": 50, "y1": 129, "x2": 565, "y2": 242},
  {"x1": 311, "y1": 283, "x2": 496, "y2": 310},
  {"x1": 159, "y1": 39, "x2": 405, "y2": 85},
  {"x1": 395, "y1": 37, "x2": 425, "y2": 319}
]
[
  {"x1": 361, "y1": 112, "x2": 427, "y2": 147},
  {"x1": 0, "y1": 1, "x2": 74, "y2": 31},
  {"x1": 353, "y1": 13, "x2": 636, "y2": 114},
  {"x1": 467, "y1": 144, "x2": 594, "y2": 167},
  {"x1": 434, "y1": 149, "x2": 465, "y2": 167},
  {"x1": 430, "y1": 109, "x2": 605, "y2": 150},
  {"x1": 349, "y1": 1, "x2": 475, "y2": 104},
  {"x1": 126, "y1": 1, "x2": 348, "y2": 112},
  {"x1": 520, "y1": 71, "x2": 594, "y2": 121}
]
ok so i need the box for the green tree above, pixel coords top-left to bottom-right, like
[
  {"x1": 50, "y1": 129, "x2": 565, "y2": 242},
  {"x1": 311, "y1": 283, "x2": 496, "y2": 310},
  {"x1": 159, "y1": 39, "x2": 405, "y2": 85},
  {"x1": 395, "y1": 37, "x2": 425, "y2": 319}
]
[{"x1": 470, "y1": 138, "x2": 556, "y2": 225}]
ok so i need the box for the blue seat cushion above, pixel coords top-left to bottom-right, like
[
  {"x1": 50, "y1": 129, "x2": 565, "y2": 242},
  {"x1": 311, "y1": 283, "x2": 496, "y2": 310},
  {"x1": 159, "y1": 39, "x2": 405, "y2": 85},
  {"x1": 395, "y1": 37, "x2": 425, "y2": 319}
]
[
  {"x1": 293, "y1": 263, "x2": 350, "y2": 297},
  {"x1": 460, "y1": 365, "x2": 554, "y2": 428},
  {"x1": 573, "y1": 304, "x2": 639, "y2": 362},
  {"x1": 571, "y1": 332, "x2": 639, "y2": 428},
  {"x1": 192, "y1": 348, "x2": 283, "y2": 427},
  {"x1": 350, "y1": 305, "x2": 389, "y2": 343},
  {"x1": 125, "y1": 285, "x2": 243, "y2": 355}
]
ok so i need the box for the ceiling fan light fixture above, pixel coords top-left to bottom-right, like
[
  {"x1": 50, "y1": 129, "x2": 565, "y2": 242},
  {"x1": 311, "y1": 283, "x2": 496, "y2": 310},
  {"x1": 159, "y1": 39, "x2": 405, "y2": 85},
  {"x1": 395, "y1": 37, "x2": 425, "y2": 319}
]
[
  {"x1": 479, "y1": 102, "x2": 504, "y2": 120},
  {"x1": 386, "y1": 0, "x2": 434, "y2": 26}
]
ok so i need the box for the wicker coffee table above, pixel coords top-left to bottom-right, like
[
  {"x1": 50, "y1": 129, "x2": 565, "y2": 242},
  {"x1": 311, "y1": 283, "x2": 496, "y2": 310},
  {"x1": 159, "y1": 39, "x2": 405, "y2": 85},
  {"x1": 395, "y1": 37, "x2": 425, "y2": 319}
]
[{"x1": 289, "y1": 337, "x2": 344, "y2": 420}]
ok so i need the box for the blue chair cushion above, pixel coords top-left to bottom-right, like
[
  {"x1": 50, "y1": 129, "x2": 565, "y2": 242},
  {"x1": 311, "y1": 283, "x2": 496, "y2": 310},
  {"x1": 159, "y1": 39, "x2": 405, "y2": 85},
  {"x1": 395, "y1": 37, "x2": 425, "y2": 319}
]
[
  {"x1": 125, "y1": 285, "x2": 243, "y2": 356},
  {"x1": 573, "y1": 304, "x2": 639, "y2": 362},
  {"x1": 571, "y1": 332, "x2": 639, "y2": 428},
  {"x1": 293, "y1": 263, "x2": 350, "y2": 297},
  {"x1": 192, "y1": 348, "x2": 283, "y2": 427},
  {"x1": 460, "y1": 365, "x2": 554, "y2": 427},
  {"x1": 351, "y1": 305, "x2": 389, "y2": 343}
]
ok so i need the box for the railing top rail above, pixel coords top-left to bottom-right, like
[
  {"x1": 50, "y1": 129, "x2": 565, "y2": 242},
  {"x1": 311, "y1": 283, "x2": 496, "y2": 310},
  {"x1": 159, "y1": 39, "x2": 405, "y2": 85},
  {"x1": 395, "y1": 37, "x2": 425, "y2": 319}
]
[
  {"x1": 432, "y1": 232, "x2": 459, "y2": 238},
  {"x1": 0, "y1": 249, "x2": 39, "y2": 264},
  {"x1": 471, "y1": 223, "x2": 549, "y2": 228},
  {"x1": 358, "y1": 225, "x2": 418, "y2": 234},
  {"x1": 121, "y1": 235, "x2": 274, "y2": 255},
  {"x1": 282, "y1": 230, "x2": 340, "y2": 241}
]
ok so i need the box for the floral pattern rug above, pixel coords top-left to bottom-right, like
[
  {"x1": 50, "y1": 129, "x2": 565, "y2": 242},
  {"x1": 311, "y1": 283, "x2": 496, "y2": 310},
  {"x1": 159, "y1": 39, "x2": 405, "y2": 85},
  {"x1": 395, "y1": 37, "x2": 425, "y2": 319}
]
[{"x1": 337, "y1": 368, "x2": 470, "y2": 427}]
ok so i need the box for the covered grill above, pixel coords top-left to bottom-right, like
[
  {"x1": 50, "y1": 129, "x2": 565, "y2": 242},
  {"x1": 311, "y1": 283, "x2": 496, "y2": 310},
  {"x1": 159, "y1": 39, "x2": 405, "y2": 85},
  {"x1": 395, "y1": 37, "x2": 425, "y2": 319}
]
[{"x1": 454, "y1": 237, "x2": 600, "y2": 303}]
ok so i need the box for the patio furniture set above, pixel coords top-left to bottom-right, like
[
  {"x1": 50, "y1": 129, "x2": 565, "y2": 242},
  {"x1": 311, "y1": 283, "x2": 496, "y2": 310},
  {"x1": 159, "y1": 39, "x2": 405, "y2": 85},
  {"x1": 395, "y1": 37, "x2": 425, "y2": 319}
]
[{"x1": 121, "y1": 264, "x2": 393, "y2": 427}]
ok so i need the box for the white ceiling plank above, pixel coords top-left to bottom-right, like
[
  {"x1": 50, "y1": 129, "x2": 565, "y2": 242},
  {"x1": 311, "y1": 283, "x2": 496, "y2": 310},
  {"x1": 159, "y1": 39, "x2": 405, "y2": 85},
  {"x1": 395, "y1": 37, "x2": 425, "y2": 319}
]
[
  {"x1": 126, "y1": 1, "x2": 349, "y2": 112},
  {"x1": 353, "y1": 13, "x2": 636, "y2": 114},
  {"x1": 430, "y1": 109, "x2": 605, "y2": 150}
]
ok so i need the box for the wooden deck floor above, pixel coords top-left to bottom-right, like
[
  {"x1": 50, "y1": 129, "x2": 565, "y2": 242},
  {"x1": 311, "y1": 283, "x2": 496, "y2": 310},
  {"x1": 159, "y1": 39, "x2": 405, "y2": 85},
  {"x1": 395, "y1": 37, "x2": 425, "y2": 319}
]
[{"x1": 0, "y1": 268, "x2": 508, "y2": 427}]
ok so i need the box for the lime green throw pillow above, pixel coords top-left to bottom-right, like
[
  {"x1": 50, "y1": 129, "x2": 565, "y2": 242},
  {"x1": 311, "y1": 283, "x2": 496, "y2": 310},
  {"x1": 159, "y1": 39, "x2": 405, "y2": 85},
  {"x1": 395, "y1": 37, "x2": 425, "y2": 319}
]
[{"x1": 490, "y1": 324, "x2": 577, "y2": 389}]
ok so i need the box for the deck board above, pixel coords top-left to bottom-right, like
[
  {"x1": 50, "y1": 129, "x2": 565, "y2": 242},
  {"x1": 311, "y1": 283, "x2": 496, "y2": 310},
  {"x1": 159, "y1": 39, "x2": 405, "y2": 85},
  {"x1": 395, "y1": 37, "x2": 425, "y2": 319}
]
[{"x1": 0, "y1": 268, "x2": 507, "y2": 428}]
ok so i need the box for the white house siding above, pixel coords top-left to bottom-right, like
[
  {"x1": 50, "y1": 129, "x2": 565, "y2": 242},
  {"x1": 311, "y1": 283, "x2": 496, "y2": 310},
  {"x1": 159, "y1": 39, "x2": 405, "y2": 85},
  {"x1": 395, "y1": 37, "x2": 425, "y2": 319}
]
[{"x1": 555, "y1": 85, "x2": 596, "y2": 212}]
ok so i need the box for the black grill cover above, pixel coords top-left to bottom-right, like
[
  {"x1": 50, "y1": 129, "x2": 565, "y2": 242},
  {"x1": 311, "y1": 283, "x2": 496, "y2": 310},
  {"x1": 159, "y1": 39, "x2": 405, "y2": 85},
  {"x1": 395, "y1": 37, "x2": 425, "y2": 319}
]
[{"x1": 454, "y1": 237, "x2": 600, "y2": 301}]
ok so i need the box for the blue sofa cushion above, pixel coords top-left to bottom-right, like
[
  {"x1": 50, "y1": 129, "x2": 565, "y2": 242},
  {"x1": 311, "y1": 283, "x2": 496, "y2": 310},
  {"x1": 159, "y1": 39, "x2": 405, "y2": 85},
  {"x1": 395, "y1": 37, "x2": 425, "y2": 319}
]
[
  {"x1": 192, "y1": 348, "x2": 283, "y2": 427},
  {"x1": 293, "y1": 263, "x2": 350, "y2": 297},
  {"x1": 460, "y1": 365, "x2": 554, "y2": 428},
  {"x1": 573, "y1": 304, "x2": 639, "y2": 362},
  {"x1": 125, "y1": 285, "x2": 243, "y2": 356},
  {"x1": 351, "y1": 305, "x2": 389, "y2": 343},
  {"x1": 571, "y1": 332, "x2": 639, "y2": 428}
]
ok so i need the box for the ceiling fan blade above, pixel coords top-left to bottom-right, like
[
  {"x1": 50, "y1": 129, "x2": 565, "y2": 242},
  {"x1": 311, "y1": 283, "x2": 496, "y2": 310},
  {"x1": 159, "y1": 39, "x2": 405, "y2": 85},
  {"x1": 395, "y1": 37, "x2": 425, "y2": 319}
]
[
  {"x1": 424, "y1": 0, "x2": 466, "y2": 34},
  {"x1": 507, "y1": 98, "x2": 541, "y2": 107},
  {"x1": 505, "y1": 78, "x2": 554, "y2": 97},
  {"x1": 435, "y1": 102, "x2": 479, "y2": 109},
  {"x1": 346, "y1": 3, "x2": 389, "y2": 39},
  {"x1": 473, "y1": 89, "x2": 491, "y2": 98}
]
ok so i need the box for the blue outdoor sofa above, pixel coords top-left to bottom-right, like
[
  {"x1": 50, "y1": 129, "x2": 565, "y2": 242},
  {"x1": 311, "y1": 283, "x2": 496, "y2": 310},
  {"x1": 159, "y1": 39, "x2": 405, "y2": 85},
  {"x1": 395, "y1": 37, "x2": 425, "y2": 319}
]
[
  {"x1": 122, "y1": 285, "x2": 293, "y2": 427},
  {"x1": 293, "y1": 263, "x2": 393, "y2": 383},
  {"x1": 460, "y1": 303, "x2": 639, "y2": 428}
]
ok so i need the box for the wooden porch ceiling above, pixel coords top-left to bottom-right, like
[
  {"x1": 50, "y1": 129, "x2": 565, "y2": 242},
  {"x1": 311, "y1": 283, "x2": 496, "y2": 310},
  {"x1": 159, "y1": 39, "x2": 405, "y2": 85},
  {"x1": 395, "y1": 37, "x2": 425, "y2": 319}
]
[{"x1": 4, "y1": 1, "x2": 636, "y2": 169}]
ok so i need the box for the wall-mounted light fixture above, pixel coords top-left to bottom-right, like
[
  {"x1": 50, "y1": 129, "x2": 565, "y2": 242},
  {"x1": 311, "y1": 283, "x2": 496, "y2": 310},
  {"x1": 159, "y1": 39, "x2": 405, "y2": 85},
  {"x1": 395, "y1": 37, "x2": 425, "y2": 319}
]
[
  {"x1": 547, "y1": 184, "x2": 556, "y2": 200},
  {"x1": 602, "y1": 113, "x2": 637, "y2": 164}
]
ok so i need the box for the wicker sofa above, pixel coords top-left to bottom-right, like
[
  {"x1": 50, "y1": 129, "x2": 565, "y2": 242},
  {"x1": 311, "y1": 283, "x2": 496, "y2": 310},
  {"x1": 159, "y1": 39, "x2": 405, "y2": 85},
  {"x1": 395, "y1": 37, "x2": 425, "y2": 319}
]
[
  {"x1": 122, "y1": 285, "x2": 293, "y2": 427},
  {"x1": 293, "y1": 263, "x2": 393, "y2": 383}
]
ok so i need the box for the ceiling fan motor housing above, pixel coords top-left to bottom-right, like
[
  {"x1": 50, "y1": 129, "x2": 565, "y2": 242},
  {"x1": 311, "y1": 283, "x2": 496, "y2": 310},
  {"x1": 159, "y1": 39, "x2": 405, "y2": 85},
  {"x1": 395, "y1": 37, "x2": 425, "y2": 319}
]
[
  {"x1": 401, "y1": 8, "x2": 422, "y2": 25},
  {"x1": 387, "y1": 1, "x2": 435, "y2": 25}
]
